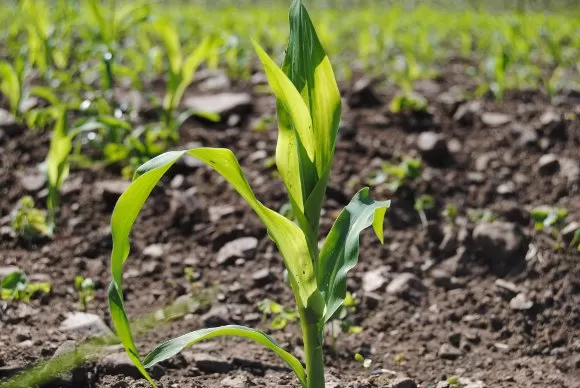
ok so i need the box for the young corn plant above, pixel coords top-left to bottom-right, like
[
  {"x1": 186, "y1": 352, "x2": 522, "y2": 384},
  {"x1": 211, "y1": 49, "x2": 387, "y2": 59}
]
[{"x1": 107, "y1": 2, "x2": 389, "y2": 387}]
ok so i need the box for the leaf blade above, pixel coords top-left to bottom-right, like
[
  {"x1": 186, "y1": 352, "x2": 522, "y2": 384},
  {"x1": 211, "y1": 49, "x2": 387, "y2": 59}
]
[
  {"x1": 142, "y1": 325, "x2": 306, "y2": 386},
  {"x1": 318, "y1": 188, "x2": 390, "y2": 322}
]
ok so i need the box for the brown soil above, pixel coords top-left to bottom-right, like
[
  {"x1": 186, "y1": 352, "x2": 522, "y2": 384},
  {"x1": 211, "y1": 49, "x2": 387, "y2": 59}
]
[{"x1": 1, "y1": 69, "x2": 579, "y2": 388}]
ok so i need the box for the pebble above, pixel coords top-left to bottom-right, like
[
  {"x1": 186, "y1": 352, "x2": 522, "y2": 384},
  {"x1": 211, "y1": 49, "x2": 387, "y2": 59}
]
[
  {"x1": 0, "y1": 108, "x2": 20, "y2": 135},
  {"x1": 183, "y1": 93, "x2": 252, "y2": 121},
  {"x1": 386, "y1": 273, "x2": 426, "y2": 299},
  {"x1": 96, "y1": 180, "x2": 130, "y2": 206},
  {"x1": 472, "y1": 222, "x2": 527, "y2": 275},
  {"x1": 348, "y1": 78, "x2": 382, "y2": 108},
  {"x1": 216, "y1": 237, "x2": 258, "y2": 266},
  {"x1": 143, "y1": 244, "x2": 164, "y2": 259},
  {"x1": 417, "y1": 131, "x2": 450, "y2": 165},
  {"x1": 101, "y1": 352, "x2": 164, "y2": 378},
  {"x1": 220, "y1": 375, "x2": 250, "y2": 388},
  {"x1": 481, "y1": 112, "x2": 512, "y2": 127},
  {"x1": 252, "y1": 268, "x2": 275, "y2": 286},
  {"x1": 187, "y1": 353, "x2": 232, "y2": 373},
  {"x1": 362, "y1": 269, "x2": 388, "y2": 292},
  {"x1": 18, "y1": 171, "x2": 47, "y2": 192},
  {"x1": 561, "y1": 222, "x2": 580, "y2": 243},
  {"x1": 202, "y1": 305, "x2": 231, "y2": 327},
  {"x1": 509, "y1": 292, "x2": 533, "y2": 310},
  {"x1": 438, "y1": 344, "x2": 463, "y2": 360},
  {"x1": 537, "y1": 154, "x2": 560, "y2": 175},
  {"x1": 60, "y1": 312, "x2": 112, "y2": 337}
]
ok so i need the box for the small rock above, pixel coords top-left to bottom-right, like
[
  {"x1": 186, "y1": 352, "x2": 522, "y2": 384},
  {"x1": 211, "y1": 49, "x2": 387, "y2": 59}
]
[
  {"x1": 496, "y1": 181, "x2": 516, "y2": 195},
  {"x1": 170, "y1": 187, "x2": 207, "y2": 229},
  {"x1": 60, "y1": 312, "x2": 112, "y2": 337},
  {"x1": 431, "y1": 269, "x2": 460, "y2": 290},
  {"x1": 216, "y1": 237, "x2": 258, "y2": 266},
  {"x1": 198, "y1": 73, "x2": 231, "y2": 92},
  {"x1": 509, "y1": 292, "x2": 533, "y2": 311},
  {"x1": 0, "y1": 108, "x2": 20, "y2": 135},
  {"x1": 202, "y1": 305, "x2": 231, "y2": 327},
  {"x1": 348, "y1": 78, "x2": 382, "y2": 108},
  {"x1": 0, "y1": 266, "x2": 21, "y2": 278},
  {"x1": 481, "y1": 112, "x2": 511, "y2": 127},
  {"x1": 143, "y1": 244, "x2": 164, "y2": 259},
  {"x1": 390, "y1": 377, "x2": 418, "y2": 388},
  {"x1": 561, "y1": 222, "x2": 580, "y2": 243},
  {"x1": 362, "y1": 269, "x2": 388, "y2": 293},
  {"x1": 220, "y1": 375, "x2": 250, "y2": 388},
  {"x1": 417, "y1": 131, "x2": 450, "y2": 166},
  {"x1": 184, "y1": 93, "x2": 252, "y2": 121},
  {"x1": 14, "y1": 326, "x2": 31, "y2": 342},
  {"x1": 252, "y1": 268, "x2": 275, "y2": 286},
  {"x1": 96, "y1": 180, "x2": 130, "y2": 207},
  {"x1": 188, "y1": 353, "x2": 232, "y2": 373},
  {"x1": 494, "y1": 279, "x2": 521, "y2": 296},
  {"x1": 209, "y1": 205, "x2": 236, "y2": 223},
  {"x1": 458, "y1": 377, "x2": 486, "y2": 388},
  {"x1": 472, "y1": 222, "x2": 527, "y2": 275},
  {"x1": 363, "y1": 292, "x2": 382, "y2": 310},
  {"x1": 141, "y1": 260, "x2": 162, "y2": 276},
  {"x1": 386, "y1": 273, "x2": 426, "y2": 299},
  {"x1": 559, "y1": 158, "x2": 580, "y2": 183},
  {"x1": 18, "y1": 171, "x2": 47, "y2": 192},
  {"x1": 453, "y1": 100, "x2": 482, "y2": 125},
  {"x1": 537, "y1": 154, "x2": 560, "y2": 175},
  {"x1": 101, "y1": 352, "x2": 163, "y2": 378},
  {"x1": 438, "y1": 344, "x2": 462, "y2": 360}
]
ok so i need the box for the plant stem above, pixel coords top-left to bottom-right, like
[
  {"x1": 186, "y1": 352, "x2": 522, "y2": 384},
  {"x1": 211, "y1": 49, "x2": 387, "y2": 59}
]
[{"x1": 300, "y1": 309, "x2": 324, "y2": 388}]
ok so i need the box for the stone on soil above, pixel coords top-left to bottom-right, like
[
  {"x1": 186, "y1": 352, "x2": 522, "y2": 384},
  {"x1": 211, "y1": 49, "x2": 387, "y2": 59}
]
[
  {"x1": 472, "y1": 222, "x2": 527, "y2": 274},
  {"x1": 509, "y1": 292, "x2": 533, "y2": 311},
  {"x1": 362, "y1": 269, "x2": 388, "y2": 292},
  {"x1": 348, "y1": 78, "x2": 382, "y2": 108},
  {"x1": 417, "y1": 131, "x2": 449, "y2": 165},
  {"x1": 386, "y1": 273, "x2": 426, "y2": 299},
  {"x1": 481, "y1": 112, "x2": 511, "y2": 127},
  {"x1": 216, "y1": 237, "x2": 258, "y2": 266},
  {"x1": 183, "y1": 93, "x2": 252, "y2": 120},
  {"x1": 537, "y1": 153, "x2": 560, "y2": 175},
  {"x1": 187, "y1": 353, "x2": 232, "y2": 373},
  {"x1": 60, "y1": 312, "x2": 112, "y2": 337},
  {"x1": 438, "y1": 343, "x2": 462, "y2": 360},
  {"x1": 96, "y1": 180, "x2": 130, "y2": 206},
  {"x1": 101, "y1": 352, "x2": 163, "y2": 378}
]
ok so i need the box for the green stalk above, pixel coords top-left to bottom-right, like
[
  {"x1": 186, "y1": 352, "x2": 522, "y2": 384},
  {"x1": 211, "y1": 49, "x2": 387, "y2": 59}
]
[{"x1": 299, "y1": 309, "x2": 324, "y2": 388}]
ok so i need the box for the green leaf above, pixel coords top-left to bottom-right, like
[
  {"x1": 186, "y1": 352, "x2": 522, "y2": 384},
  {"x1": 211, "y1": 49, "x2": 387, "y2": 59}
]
[
  {"x1": 318, "y1": 188, "x2": 390, "y2": 322},
  {"x1": 46, "y1": 108, "x2": 71, "y2": 232},
  {"x1": 0, "y1": 61, "x2": 21, "y2": 114},
  {"x1": 142, "y1": 325, "x2": 305, "y2": 386},
  {"x1": 151, "y1": 20, "x2": 182, "y2": 77},
  {"x1": 109, "y1": 148, "x2": 322, "y2": 386},
  {"x1": 282, "y1": 0, "x2": 342, "y2": 238},
  {"x1": 253, "y1": 41, "x2": 315, "y2": 217}
]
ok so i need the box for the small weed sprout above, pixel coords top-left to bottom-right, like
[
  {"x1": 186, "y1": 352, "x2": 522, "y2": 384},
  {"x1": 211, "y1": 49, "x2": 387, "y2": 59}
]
[
  {"x1": 75, "y1": 276, "x2": 95, "y2": 311},
  {"x1": 354, "y1": 353, "x2": 372, "y2": 369},
  {"x1": 0, "y1": 269, "x2": 51, "y2": 302},
  {"x1": 257, "y1": 299, "x2": 299, "y2": 330},
  {"x1": 369, "y1": 157, "x2": 422, "y2": 192},
  {"x1": 414, "y1": 194, "x2": 435, "y2": 227},
  {"x1": 11, "y1": 196, "x2": 50, "y2": 240},
  {"x1": 106, "y1": 1, "x2": 389, "y2": 387}
]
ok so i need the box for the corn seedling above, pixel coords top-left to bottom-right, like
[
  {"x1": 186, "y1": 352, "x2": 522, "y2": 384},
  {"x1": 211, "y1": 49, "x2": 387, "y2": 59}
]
[
  {"x1": 257, "y1": 299, "x2": 299, "y2": 330},
  {"x1": 107, "y1": 2, "x2": 389, "y2": 387},
  {"x1": 11, "y1": 196, "x2": 50, "y2": 240},
  {"x1": 75, "y1": 276, "x2": 95, "y2": 311},
  {"x1": 368, "y1": 157, "x2": 422, "y2": 192},
  {"x1": 0, "y1": 269, "x2": 51, "y2": 302},
  {"x1": 354, "y1": 353, "x2": 372, "y2": 369},
  {"x1": 414, "y1": 194, "x2": 435, "y2": 227},
  {"x1": 150, "y1": 20, "x2": 214, "y2": 134},
  {"x1": 0, "y1": 60, "x2": 24, "y2": 117}
]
